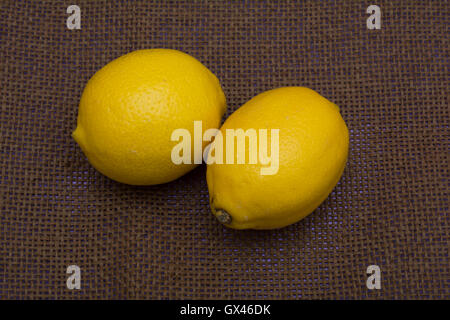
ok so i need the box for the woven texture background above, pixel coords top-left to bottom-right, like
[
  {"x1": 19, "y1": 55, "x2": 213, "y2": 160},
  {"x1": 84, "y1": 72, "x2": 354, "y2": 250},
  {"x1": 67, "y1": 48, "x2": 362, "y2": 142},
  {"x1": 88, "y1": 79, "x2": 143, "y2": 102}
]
[{"x1": 0, "y1": 0, "x2": 448, "y2": 299}]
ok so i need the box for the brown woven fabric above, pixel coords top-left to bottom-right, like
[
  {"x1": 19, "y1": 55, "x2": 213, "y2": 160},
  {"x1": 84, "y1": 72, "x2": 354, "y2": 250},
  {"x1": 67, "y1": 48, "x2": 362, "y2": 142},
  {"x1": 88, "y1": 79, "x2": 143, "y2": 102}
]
[{"x1": 0, "y1": 0, "x2": 448, "y2": 299}]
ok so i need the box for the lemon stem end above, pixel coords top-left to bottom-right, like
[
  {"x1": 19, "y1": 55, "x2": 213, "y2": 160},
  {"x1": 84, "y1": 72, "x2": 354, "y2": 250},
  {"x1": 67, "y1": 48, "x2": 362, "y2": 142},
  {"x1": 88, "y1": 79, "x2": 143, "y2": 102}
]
[{"x1": 216, "y1": 209, "x2": 232, "y2": 224}]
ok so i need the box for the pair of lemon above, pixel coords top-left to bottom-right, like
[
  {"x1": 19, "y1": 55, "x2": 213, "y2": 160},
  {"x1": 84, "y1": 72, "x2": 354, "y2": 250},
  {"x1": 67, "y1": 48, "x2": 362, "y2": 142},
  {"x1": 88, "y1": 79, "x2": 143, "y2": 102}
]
[{"x1": 73, "y1": 49, "x2": 349, "y2": 229}]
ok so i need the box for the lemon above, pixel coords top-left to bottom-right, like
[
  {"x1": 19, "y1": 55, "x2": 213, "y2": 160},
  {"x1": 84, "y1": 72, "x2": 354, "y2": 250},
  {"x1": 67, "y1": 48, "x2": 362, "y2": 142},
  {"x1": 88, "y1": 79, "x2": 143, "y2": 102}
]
[
  {"x1": 73, "y1": 49, "x2": 226, "y2": 185},
  {"x1": 206, "y1": 87, "x2": 349, "y2": 229}
]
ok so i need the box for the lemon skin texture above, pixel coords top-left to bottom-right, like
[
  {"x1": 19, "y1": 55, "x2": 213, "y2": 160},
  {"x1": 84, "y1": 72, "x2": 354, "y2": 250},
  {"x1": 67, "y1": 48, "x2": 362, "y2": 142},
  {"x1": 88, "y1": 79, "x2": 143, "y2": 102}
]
[
  {"x1": 73, "y1": 49, "x2": 226, "y2": 185},
  {"x1": 206, "y1": 87, "x2": 349, "y2": 229}
]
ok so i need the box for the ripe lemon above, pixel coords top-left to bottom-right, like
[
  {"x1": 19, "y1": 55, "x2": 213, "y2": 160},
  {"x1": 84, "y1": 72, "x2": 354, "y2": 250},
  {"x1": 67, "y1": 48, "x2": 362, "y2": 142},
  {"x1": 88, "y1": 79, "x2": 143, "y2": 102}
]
[
  {"x1": 206, "y1": 87, "x2": 349, "y2": 229},
  {"x1": 73, "y1": 49, "x2": 226, "y2": 185}
]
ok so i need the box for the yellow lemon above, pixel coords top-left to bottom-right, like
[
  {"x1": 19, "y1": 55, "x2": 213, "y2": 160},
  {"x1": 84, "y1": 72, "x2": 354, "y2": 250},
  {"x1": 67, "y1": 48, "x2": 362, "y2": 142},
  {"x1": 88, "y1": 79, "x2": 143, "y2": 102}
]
[
  {"x1": 206, "y1": 87, "x2": 349, "y2": 229},
  {"x1": 73, "y1": 49, "x2": 226, "y2": 185}
]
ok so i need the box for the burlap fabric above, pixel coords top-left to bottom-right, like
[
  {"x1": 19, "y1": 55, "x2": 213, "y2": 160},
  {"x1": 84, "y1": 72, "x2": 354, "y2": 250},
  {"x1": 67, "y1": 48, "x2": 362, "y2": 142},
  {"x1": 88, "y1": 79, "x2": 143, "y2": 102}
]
[{"x1": 0, "y1": 0, "x2": 448, "y2": 299}]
